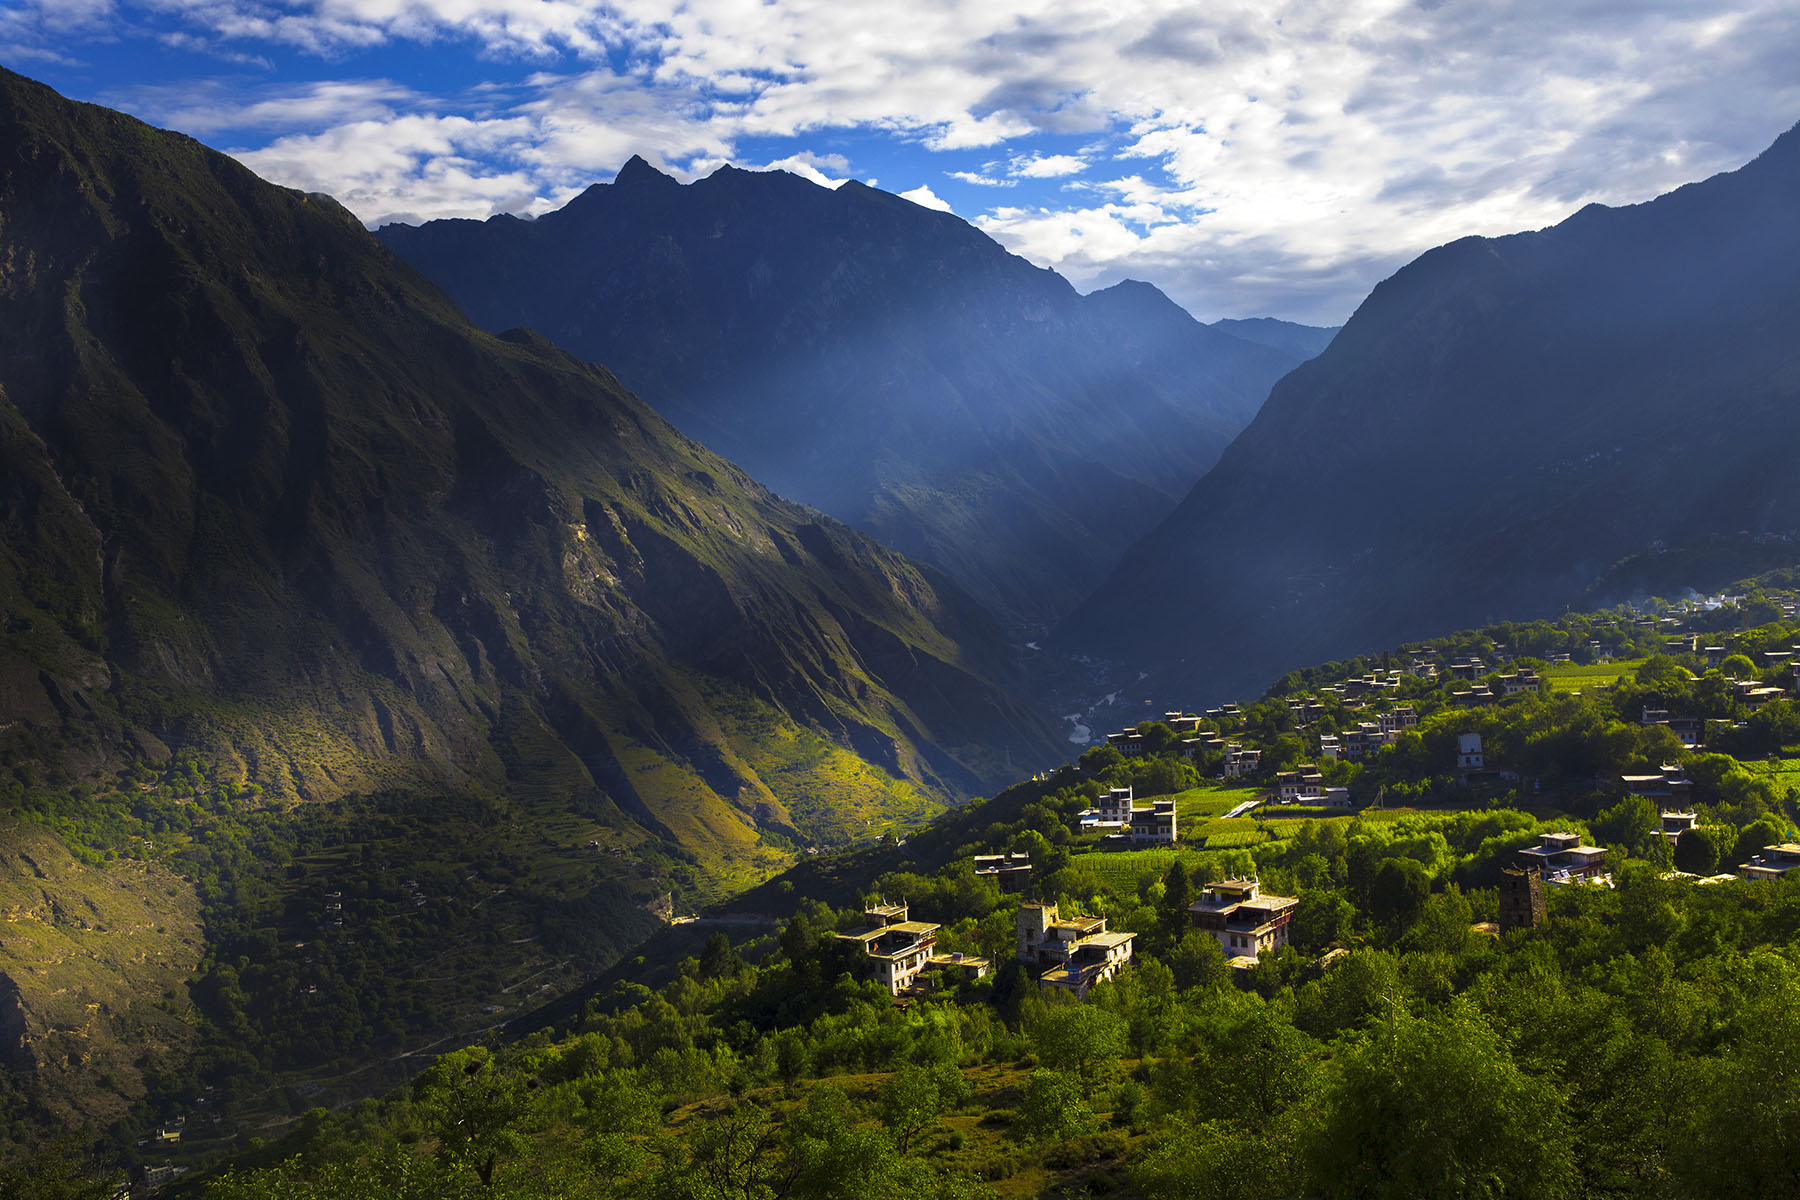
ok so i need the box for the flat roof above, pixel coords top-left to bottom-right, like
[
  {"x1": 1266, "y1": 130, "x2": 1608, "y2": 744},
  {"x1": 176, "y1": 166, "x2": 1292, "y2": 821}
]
[
  {"x1": 884, "y1": 921, "x2": 941, "y2": 935},
  {"x1": 1084, "y1": 931, "x2": 1135, "y2": 947},
  {"x1": 837, "y1": 928, "x2": 886, "y2": 942}
]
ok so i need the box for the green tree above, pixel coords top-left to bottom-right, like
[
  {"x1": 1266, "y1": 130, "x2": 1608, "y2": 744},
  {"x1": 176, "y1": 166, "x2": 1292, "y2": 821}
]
[
  {"x1": 1029, "y1": 1002, "x2": 1128, "y2": 1083},
  {"x1": 878, "y1": 1065, "x2": 947, "y2": 1154},
  {"x1": 1167, "y1": 930, "x2": 1230, "y2": 991},
  {"x1": 1593, "y1": 795, "x2": 1668, "y2": 863},
  {"x1": 0, "y1": 1136, "x2": 123, "y2": 1200},
  {"x1": 1672, "y1": 826, "x2": 1719, "y2": 875},
  {"x1": 1720, "y1": 654, "x2": 1759, "y2": 679},
  {"x1": 1014, "y1": 1070, "x2": 1095, "y2": 1143},
  {"x1": 413, "y1": 1046, "x2": 528, "y2": 1190},
  {"x1": 699, "y1": 933, "x2": 743, "y2": 980},
  {"x1": 677, "y1": 1097, "x2": 794, "y2": 1200},
  {"x1": 1734, "y1": 816, "x2": 1791, "y2": 867},
  {"x1": 1675, "y1": 968, "x2": 1800, "y2": 1198},
  {"x1": 1312, "y1": 1003, "x2": 1574, "y2": 1199},
  {"x1": 1370, "y1": 859, "x2": 1429, "y2": 937},
  {"x1": 1290, "y1": 890, "x2": 1356, "y2": 953},
  {"x1": 1157, "y1": 861, "x2": 1193, "y2": 941},
  {"x1": 787, "y1": 1085, "x2": 907, "y2": 1199}
]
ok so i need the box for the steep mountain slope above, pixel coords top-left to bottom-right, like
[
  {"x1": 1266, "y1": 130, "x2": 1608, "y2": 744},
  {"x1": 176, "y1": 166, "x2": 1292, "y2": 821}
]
[
  {"x1": 0, "y1": 70, "x2": 1059, "y2": 1123},
  {"x1": 378, "y1": 164, "x2": 1301, "y2": 629},
  {"x1": 1061, "y1": 120, "x2": 1800, "y2": 705}
]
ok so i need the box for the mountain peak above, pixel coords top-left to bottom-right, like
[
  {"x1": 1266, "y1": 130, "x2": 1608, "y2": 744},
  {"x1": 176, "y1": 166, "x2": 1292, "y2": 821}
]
[{"x1": 614, "y1": 154, "x2": 675, "y2": 187}]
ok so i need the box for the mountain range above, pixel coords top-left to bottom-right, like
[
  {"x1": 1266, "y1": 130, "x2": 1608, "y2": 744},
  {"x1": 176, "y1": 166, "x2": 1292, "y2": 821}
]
[
  {"x1": 0, "y1": 69, "x2": 1059, "y2": 1127},
  {"x1": 377, "y1": 162, "x2": 1329, "y2": 629},
  {"x1": 1060, "y1": 119, "x2": 1800, "y2": 703}
]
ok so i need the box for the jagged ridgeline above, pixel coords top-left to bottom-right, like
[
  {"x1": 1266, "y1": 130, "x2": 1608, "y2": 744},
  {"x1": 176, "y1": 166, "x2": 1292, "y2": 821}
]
[
  {"x1": 0, "y1": 69, "x2": 1058, "y2": 1129},
  {"x1": 377, "y1": 159, "x2": 1315, "y2": 630}
]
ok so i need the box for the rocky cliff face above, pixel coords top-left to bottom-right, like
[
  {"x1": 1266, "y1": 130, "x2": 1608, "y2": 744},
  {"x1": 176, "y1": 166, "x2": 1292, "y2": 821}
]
[
  {"x1": 1060, "y1": 120, "x2": 1800, "y2": 704},
  {"x1": 378, "y1": 163, "x2": 1303, "y2": 629}
]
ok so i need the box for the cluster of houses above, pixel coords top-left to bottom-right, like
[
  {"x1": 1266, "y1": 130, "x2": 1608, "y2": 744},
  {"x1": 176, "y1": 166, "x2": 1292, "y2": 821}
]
[
  {"x1": 1321, "y1": 705, "x2": 1419, "y2": 760},
  {"x1": 836, "y1": 856, "x2": 1309, "y2": 999},
  {"x1": 1074, "y1": 785, "x2": 1179, "y2": 845},
  {"x1": 839, "y1": 793, "x2": 1800, "y2": 997}
]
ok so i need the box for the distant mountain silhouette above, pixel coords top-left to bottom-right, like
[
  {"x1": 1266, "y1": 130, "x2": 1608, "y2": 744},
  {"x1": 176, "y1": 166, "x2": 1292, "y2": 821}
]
[
  {"x1": 1060, "y1": 120, "x2": 1800, "y2": 703},
  {"x1": 1211, "y1": 317, "x2": 1340, "y2": 359},
  {"x1": 379, "y1": 163, "x2": 1304, "y2": 628}
]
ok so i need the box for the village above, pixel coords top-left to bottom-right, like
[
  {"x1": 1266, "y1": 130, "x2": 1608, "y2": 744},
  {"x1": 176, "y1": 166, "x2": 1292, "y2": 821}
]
[{"x1": 828, "y1": 591, "x2": 1800, "y2": 1003}]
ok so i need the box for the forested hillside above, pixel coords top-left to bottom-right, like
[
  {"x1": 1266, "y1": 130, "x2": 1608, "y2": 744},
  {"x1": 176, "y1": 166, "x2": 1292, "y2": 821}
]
[{"x1": 60, "y1": 587, "x2": 1800, "y2": 1198}]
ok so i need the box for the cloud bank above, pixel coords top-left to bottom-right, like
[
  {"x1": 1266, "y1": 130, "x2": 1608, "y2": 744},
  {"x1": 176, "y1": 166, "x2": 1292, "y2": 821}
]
[{"x1": 13, "y1": 0, "x2": 1800, "y2": 322}]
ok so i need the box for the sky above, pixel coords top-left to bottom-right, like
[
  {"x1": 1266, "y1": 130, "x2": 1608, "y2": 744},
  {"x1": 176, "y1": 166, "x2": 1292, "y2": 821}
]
[{"x1": 4, "y1": 1, "x2": 1798, "y2": 325}]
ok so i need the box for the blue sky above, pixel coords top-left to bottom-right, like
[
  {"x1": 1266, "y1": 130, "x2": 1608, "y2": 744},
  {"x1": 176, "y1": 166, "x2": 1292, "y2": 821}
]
[{"x1": 5, "y1": 0, "x2": 1798, "y2": 324}]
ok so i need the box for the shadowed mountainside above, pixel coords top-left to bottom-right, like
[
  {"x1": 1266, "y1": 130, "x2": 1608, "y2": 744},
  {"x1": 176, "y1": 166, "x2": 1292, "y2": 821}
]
[
  {"x1": 0, "y1": 69, "x2": 1061, "y2": 1124},
  {"x1": 1060, "y1": 119, "x2": 1800, "y2": 704},
  {"x1": 378, "y1": 163, "x2": 1307, "y2": 629}
]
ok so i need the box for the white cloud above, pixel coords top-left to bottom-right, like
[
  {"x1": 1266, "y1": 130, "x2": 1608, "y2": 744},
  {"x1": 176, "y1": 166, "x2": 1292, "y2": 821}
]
[
  {"x1": 1009, "y1": 152, "x2": 1087, "y2": 178},
  {"x1": 40, "y1": 0, "x2": 1800, "y2": 321},
  {"x1": 947, "y1": 170, "x2": 1013, "y2": 187},
  {"x1": 898, "y1": 183, "x2": 951, "y2": 212},
  {"x1": 680, "y1": 150, "x2": 855, "y2": 188},
  {"x1": 108, "y1": 78, "x2": 422, "y2": 135}
]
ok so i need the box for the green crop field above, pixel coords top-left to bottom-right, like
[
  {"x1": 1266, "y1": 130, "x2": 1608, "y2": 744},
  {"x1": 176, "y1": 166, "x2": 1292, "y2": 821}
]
[
  {"x1": 1356, "y1": 806, "x2": 1423, "y2": 822},
  {"x1": 1071, "y1": 846, "x2": 1215, "y2": 894},
  {"x1": 1171, "y1": 784, "x2": 1262, "y2": 822},
  {"x1": 1542, "y1": 658, "x2": 1646, "y2": 692},
  {"x1": 1199, "y1": 830, "x2": 1266, "y2": 849},
  {"x1": 1748, "y1": 756, "x2": 1800, "y2": 782}
]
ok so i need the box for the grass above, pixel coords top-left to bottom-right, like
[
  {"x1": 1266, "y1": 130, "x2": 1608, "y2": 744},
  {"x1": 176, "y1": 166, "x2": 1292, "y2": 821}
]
[
  {"x1": 1070, "y1": 847, "x2": 1217, "y2": 894},
  {"x1": 1356, "y1": 806, "x2": 1426, "y2": 822},
  {"x1": 1198, "y1": 829, "x2": 1267, "y2": 850},
  {"x1": 1746, "y1": 755, "x2": 1800, "y2": 782},
  {"x1": 0, "y1": 822, "x2": 204, "y2": 1133},
  {"x1": 1169, "y1": 784, "x2": 1261, "y2": 823},
  {"x1": 1542, "y1": 658, "x2": 1647, "y2": 692}
]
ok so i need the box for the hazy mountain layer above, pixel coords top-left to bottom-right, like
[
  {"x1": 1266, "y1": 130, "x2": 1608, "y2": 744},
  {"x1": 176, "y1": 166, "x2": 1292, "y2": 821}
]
[
  {"x1": 1061, "y1": 120, "x2": 1800, "y2": 704},
  {"x1": 1210, "y1": 317, "x2": 1340, "y2": 359},
  {"x1": 379, "y1": 164, "x2": 1303, "y2": 629}
]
